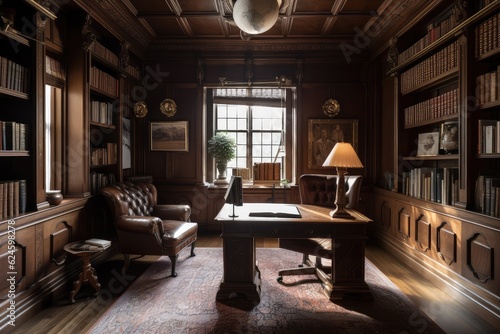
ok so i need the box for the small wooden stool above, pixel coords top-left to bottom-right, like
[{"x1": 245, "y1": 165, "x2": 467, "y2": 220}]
[{"x1": 64, "y1": 241, "x2": 106, "y2": 303}]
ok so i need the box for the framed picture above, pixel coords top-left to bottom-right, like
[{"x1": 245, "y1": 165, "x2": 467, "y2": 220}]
[
  {"x1": 440, "y1": 121, "x2": 459, "y2": 154},
  {"x1": 122, "y1": 117, "x2": 131, "y2": 169},
  {"x1": 417, "y1": 132, "x2": 440, "y2": 156},
  {"x1": 150, "y1": 121, "x2": 189, "y2": 152},
  {"x1": 308, "y1": 119, "x2": 358, "y2": 169}
]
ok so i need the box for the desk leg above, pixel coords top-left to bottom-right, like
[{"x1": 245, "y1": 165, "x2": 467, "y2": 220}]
[
  {"x1": 216, "y1": 236, "x2": 261, "y2": 303},
  {"x1": 321, "y1": 237, "x2": 372, "y2": 301}
]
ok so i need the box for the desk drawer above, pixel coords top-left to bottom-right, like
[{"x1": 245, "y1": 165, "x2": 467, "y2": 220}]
[{"x1": 251, "y1": 222, "x2": 331, "y2": 238}]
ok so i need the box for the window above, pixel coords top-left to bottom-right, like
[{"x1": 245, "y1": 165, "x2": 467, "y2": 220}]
[
  {"x1": 213, "y1": 88, "x2": 288, "y2": 181},
  {"x1": 44, "y1": 84, "x2": 63, "y2": 191}
]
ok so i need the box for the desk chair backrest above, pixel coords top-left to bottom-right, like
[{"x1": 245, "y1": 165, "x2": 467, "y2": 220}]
[{"x1": 299, "y1": 174, "x2": 362, "y2": 209}]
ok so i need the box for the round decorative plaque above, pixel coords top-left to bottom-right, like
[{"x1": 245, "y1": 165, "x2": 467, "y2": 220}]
[
  {"x1": 160, "y1": 98, "x2": 177, "y2": 117},
  {"x1": 133, "y1": 101, "x2": 148, "y2": 117},
  {"x1": 323, "y1": 99, "x2": 340, "y2": 117}
]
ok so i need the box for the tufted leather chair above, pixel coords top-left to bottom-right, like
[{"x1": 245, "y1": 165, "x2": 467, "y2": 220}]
[
  {"x1": 100, "y1": 181, "x2": 198, "y2": 277},
  {"x1": 277, "y1": 174, "x2": 362, "y2": 281}
]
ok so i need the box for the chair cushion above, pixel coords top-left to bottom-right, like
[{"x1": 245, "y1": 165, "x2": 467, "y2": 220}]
[
  {"x1": 279, "y1": 238, "x2": 332, "y2": 259},
  {"x1": 161, "y1": 221, "x2": 198, "y2": 254}
]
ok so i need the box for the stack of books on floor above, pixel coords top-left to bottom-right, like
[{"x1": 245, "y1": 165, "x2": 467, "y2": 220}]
[{"x1": 70, "y1": 238, "x2": 111, "y2": 251}]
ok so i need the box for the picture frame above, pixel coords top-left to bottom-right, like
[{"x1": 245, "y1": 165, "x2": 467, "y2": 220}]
[
  {"x1": 440, "y1": 121, "x2": 459, "y2": 154},
  {"x1": 122, "y1": 117, "x2": 131, "y2": 169},
  {"x1": 150, "y1": 121, "x2": 189, "y2": 152},
  {"x1": 308, "y1": 119, "x2": 358, "y2": 169},
  {"x1": 417, "y1": 132, "x2": 440, "y2": 156}
]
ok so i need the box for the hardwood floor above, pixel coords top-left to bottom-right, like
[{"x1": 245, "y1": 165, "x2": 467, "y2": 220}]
[{"x1": 12, "y1": 231, "x2": 496, "y2": 334}]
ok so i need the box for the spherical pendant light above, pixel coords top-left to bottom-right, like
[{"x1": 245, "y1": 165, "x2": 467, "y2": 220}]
[{"x1": 233, "y1": 0, "x2": 281, "y2": 35}]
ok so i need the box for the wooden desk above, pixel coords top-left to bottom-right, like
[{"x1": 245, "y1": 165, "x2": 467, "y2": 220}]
[{"x1": 214, "y1": 203, "x2": 373, "y2": 303}]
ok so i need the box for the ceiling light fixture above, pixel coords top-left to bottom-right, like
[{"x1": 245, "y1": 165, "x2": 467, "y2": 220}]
[
  {"x1": 225, "y1": 0, "x2": 289, "y2": 40},
  {"x1": 232, "y1": 0, "x2": 281, "y2": 35}
]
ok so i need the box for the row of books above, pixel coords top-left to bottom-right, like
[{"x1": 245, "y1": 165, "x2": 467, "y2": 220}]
[
  {"x1": 475, "y1": 11, "x2": 500, "y2": 58},
  {"x1": 0, "y1": 56, "x2": 30, "y2": 94},
  {"x1": 0, "y1": 121, "x2": 29, "y2": 151},
  {"x1": 91, "y1": 40, "x2": 119, "y2": 67},
  {"x1": 70, "y1": 238, "x2": 111, "y2": 251},
  {"x1": 90, "y1": 100, "x2": 115, "y2": 126},
  {"x1": 399, "y1": 13, "x2": 460, "y2": 64},
  {"x1": 90, "y1": 66, "x2": 119, "y2": 97},
  {"x1": 125, "y1": 64, "x2": 141, "y2": 81},
  {"x1": 0, "y1": 180, "x2": 27, "y2": 219},
  {"x1": 404, "y1": 89, "x2": 458, "y2": 127},
  {"x1": 253, "y1": 162, "x2": 281, "y2": 181},
  {"x1": 478, "y1": 120, "x2": 500, "y2": 154},
  {"x1": 45, "y1": 55, "x2": 65, "y2": 80},
  {"x1": 400, "y1": 41, "x2": 459, "y2": 94},
  {"x1": 401, "y1": 167, "x2": 459, "y2": 206},
  {"x1": 90, "y1": 172, "x2": 115, "y2": 195},
  {"x1": 90, "y1": 143, "x2": 118, "y2": 166},
  {"x1": 475, "y1": 65, "x2": 500, "y2": 105},
  {"x1": 475, "y1": 175, "x2": 500, "y2": 216}
]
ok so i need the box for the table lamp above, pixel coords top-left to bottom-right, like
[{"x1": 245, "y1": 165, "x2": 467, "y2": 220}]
[
  {"x1": 224, "y1": 176, "x2": 243, "y2": 218},
  {"x1": 322, "y1": 142, "x2": 363, "y2": 219}
]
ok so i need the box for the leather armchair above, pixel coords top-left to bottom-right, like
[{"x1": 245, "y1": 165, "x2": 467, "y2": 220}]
[
  {"x1": 278, "y1": 174, "x2": 362, "y2": 280},
  {"x1": 100, "y1": 181, "x2": 198, "y2": 277}
]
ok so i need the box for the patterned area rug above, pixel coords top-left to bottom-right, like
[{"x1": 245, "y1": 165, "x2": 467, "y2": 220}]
[{"x1": 89, "y1": 248, "x2": 444, "y2": 334}]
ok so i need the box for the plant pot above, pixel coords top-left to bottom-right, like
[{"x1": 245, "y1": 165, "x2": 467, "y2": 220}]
[{"x1": 214, "y1": 161, "x2": 229, "y2": 184}]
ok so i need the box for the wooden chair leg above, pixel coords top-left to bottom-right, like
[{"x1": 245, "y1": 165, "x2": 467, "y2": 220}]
[
  {"x1": 190, "y1": 242, "x2": 196, "y2": 257},
  {"x1": 169, "y1": 254, "x2": 179, "y2": 277},
  {"x1": 122, "y1": 254, "x2": 130, "y2": 275}
]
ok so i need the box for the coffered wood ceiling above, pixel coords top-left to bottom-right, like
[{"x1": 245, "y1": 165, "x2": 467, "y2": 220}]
[{"x1": 71, "y1": 0, "x2": 430, "y2": 56}]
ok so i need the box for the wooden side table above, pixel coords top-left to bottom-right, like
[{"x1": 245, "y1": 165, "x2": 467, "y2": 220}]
[{"x1": 64, "y1": 241, "x2": 107, "y2": 303}]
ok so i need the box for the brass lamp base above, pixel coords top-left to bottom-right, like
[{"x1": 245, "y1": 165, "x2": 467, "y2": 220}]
[
  {"x1": 329, "y1": 207, "x2": 355, "y2": 219},
  {"x1": 330, "y1": 167, "x2": 355, "y2": 219}
]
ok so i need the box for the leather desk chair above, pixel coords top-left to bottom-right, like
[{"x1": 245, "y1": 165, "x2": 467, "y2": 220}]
[
  {"x1": 277, "y1": 174, "x2": 362, "y2": 281},
  {"x1": 100, "y1": 181, "x2": 198, "y2": 277}
]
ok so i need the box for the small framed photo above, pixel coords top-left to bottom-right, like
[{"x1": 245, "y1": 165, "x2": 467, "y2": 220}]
[
  {"x1": 440, "y1": 121, "x2": 459, "y2": 154},
  {"x1": 417, "y1": 132, "x2": 440, "y2": 156},
  {"x1": 150, "y1": 121, "x2": 189, "y2": 152}
]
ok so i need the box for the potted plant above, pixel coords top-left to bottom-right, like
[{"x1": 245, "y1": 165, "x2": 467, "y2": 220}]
[{"x1": 208, "y1": 133, "x2": 236, "y2": 183}]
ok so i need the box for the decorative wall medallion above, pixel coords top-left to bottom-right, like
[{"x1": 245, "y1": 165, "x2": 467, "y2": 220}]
[
  {"x1": 323, "y1": 98, "x2": 340, "y2": 117},
  {"x1": 134, "y1": 101, "x2": 148, "y2": 117},
  {"x1": 160, "y1": 98, "x2": 177, "y2": 117}
]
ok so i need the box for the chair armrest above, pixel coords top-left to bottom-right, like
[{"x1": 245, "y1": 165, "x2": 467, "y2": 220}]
[
  {"x1": 152, "y1": 204, "x2": 191, "y2": 222},
  {"x1": 115, "y1": 216, "x2": 163, "y2": 236}
]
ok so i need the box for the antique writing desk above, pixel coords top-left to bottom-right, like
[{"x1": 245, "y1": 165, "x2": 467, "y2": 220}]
[{"x1": 214, "y1": 203, "x2": 373, "y2": 303}]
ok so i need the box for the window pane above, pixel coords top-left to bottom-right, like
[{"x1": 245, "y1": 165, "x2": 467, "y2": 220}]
[{"x1": 213, "y1": 88, "x2": 286, "y2": 180}]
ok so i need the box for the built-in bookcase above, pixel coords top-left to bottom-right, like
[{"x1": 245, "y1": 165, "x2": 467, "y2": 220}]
[
  {"x1": 88, "y1": 35, "x2": 122, "y2": 194},
  {"x1": 0, "y1": 1, "x2": 44, "y2": 216},
  {"x1": 388, "y1": 0, "x2": 500, "y2": 216}
]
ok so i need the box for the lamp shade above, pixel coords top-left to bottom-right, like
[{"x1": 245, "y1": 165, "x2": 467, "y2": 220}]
[
  {"x1": 233, "y1": 0, "x2": 281, "y2": 34},
  {"x1": 322, "y1": 142, "x2": 363, "y2": 168}
]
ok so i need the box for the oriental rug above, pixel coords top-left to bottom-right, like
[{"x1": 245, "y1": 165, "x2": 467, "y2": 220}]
[{"x1": 89, "y1": 248, "x2": 444, "y2": 334}]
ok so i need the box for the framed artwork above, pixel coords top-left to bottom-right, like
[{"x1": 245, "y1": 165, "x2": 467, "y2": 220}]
[
  {"x1": 150, "y1": 121, "x2": 189, "y2": 152},
  {"x1": 440, "y1": 121, "x2": 459, "y2": 154},
  {"x1": 122, "y1": 117, "x2": 131, "y2": 169},
  {"x1": 308, "y1": 119, "x2": 358, "y2": 169},
  {"x1": 417, "y1": 132, "x2": 440, "y2": 156}
]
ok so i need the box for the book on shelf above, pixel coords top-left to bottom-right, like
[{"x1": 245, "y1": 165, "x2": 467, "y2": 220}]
[
  {"x1": 478, "y1": 120, "x2": 500, "y2": 153},
  {"x1": 475, "y1": 174, "x2": 500, "y2": 216},
  {"x1": 0, "y1": 180, "x2": 27, "y2": 219},
  {"x1": 402, "y1": 167, "x2": 458, "y2": 205}
]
